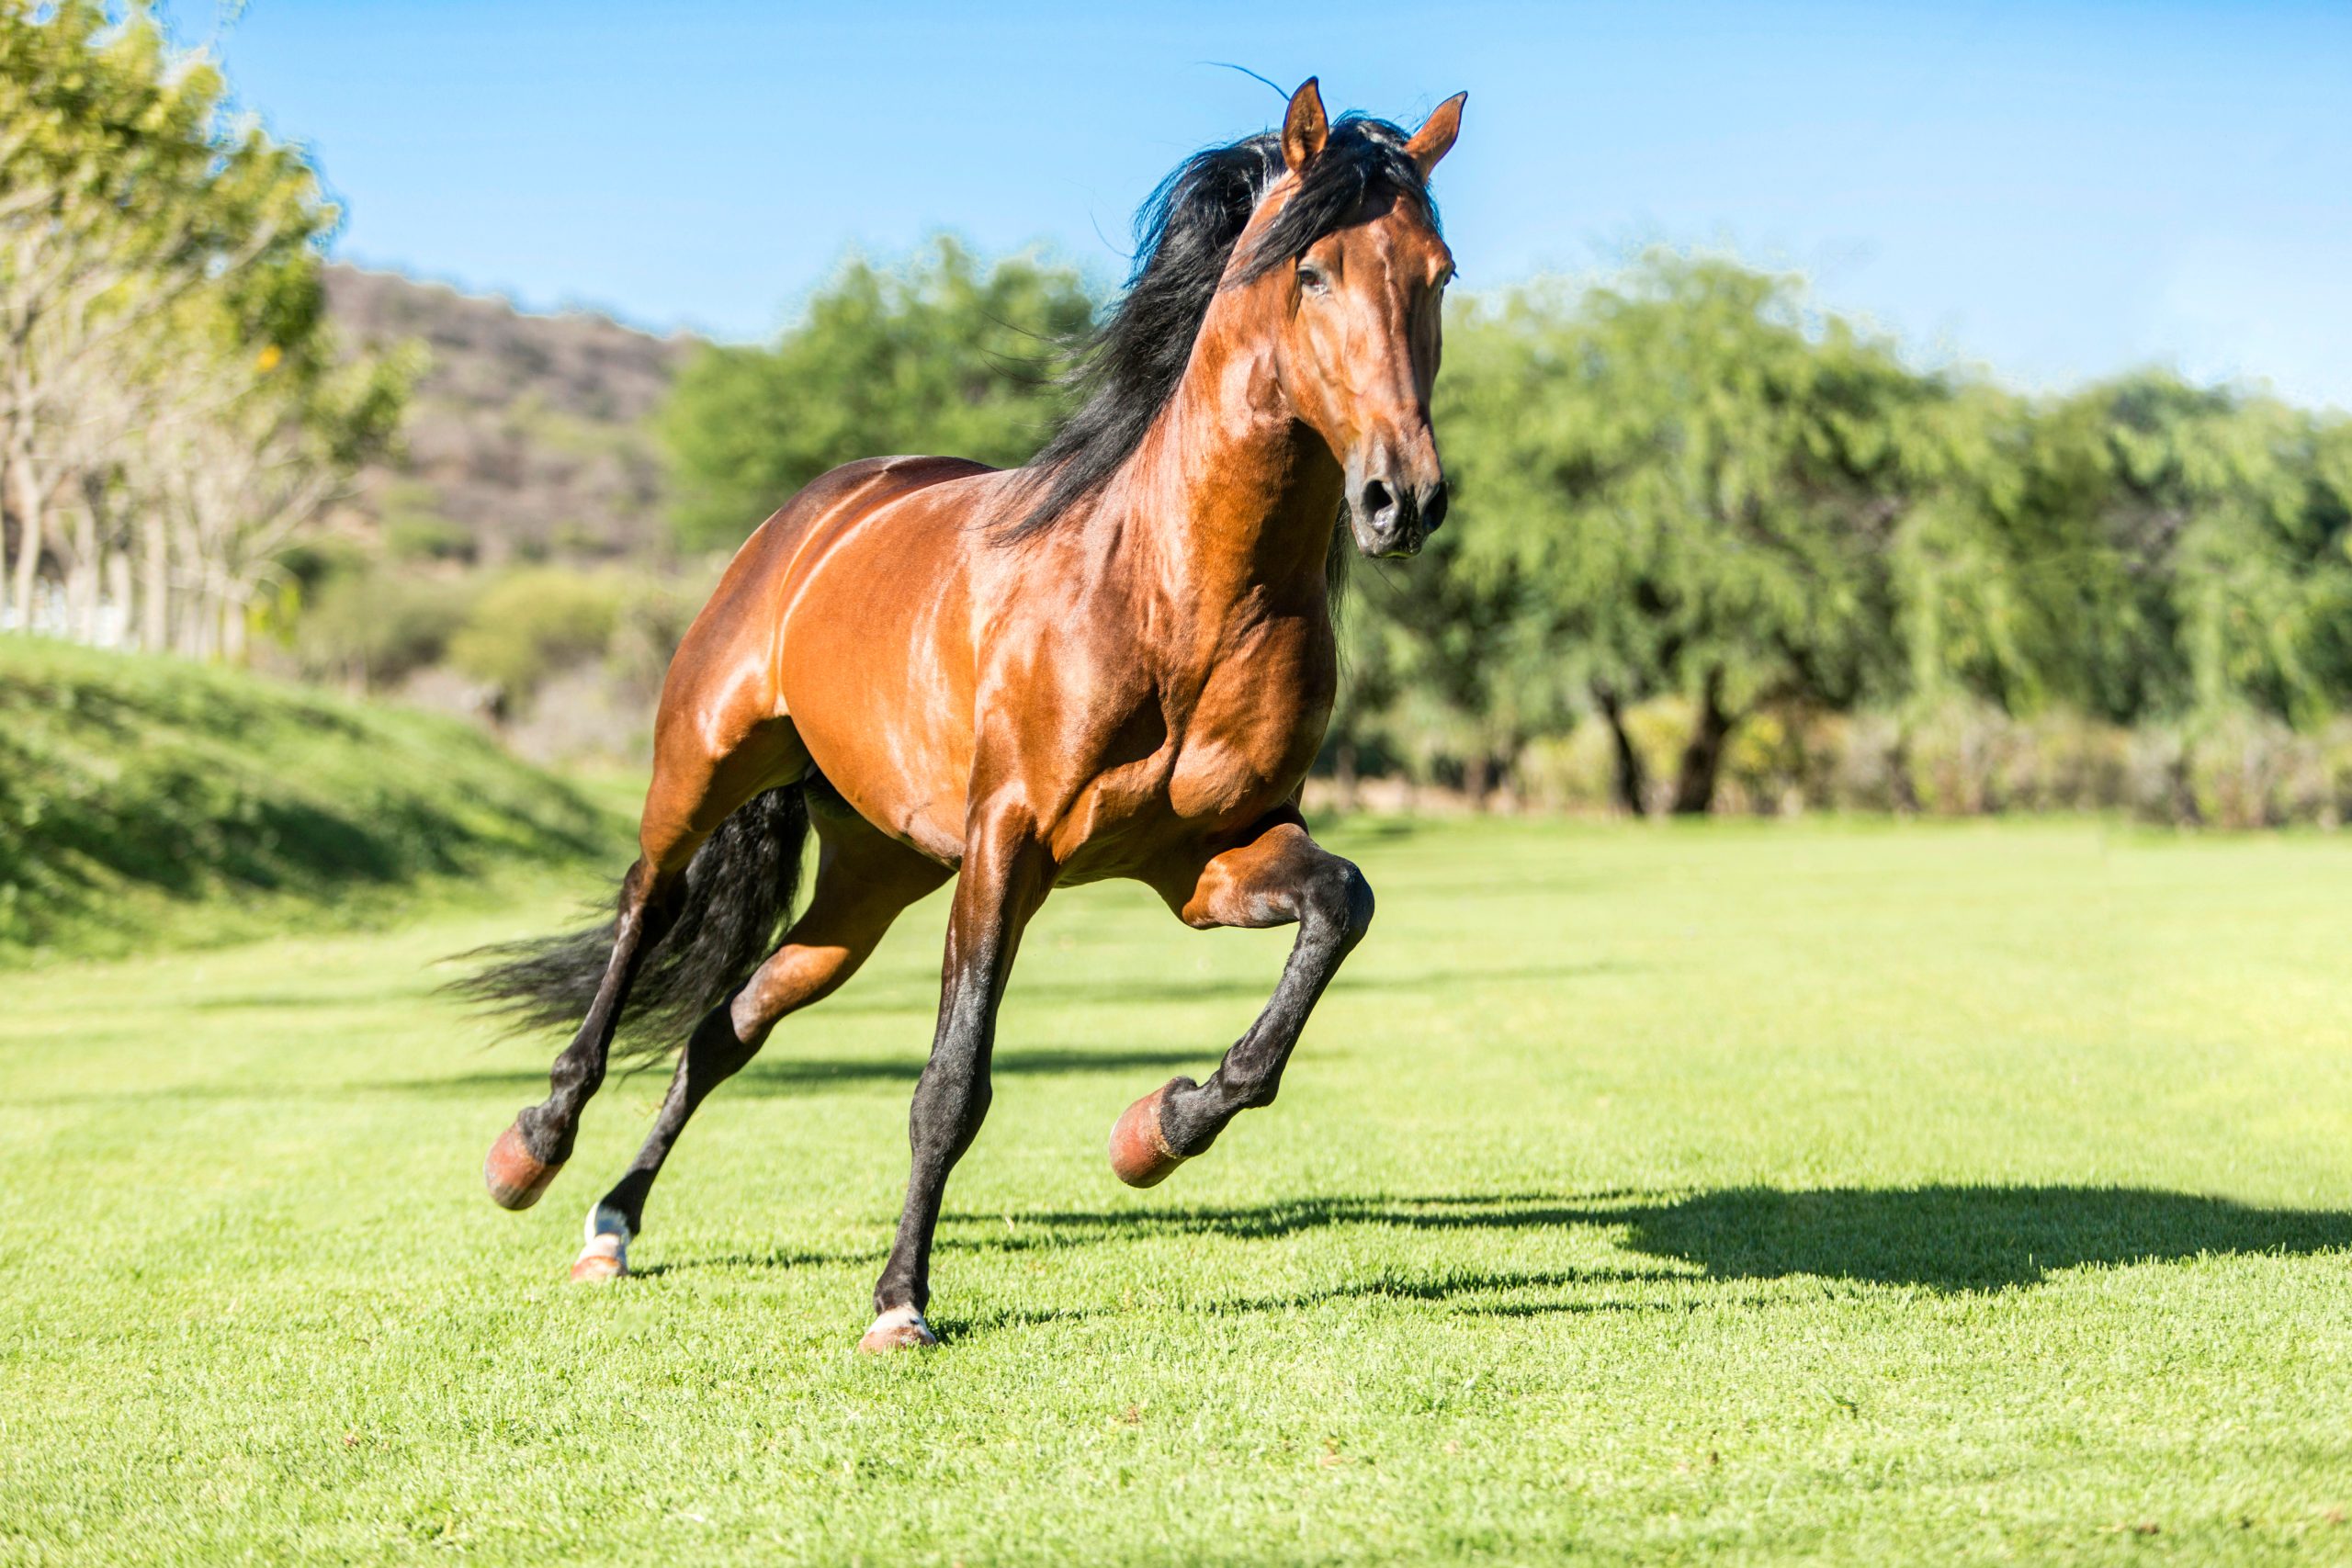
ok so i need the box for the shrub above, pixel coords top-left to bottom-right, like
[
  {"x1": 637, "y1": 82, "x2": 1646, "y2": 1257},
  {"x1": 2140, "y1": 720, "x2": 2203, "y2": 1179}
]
[
  {"x1": 447, "y1": 570, "x2": 623, "y2": 705},
  {"x1": 294, "y1": 567, "x2": 476, "y2": 689}
]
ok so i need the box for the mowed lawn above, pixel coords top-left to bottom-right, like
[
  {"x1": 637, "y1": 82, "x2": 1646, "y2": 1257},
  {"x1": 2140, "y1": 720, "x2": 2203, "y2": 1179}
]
[{"x1": 3, "y1": 819, "x2": 2350, "y2": 1565}]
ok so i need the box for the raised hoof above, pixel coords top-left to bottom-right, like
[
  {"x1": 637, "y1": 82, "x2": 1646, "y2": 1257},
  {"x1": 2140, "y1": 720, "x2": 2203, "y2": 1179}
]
[
  {"x1": 1108, "y1": 1081, "x2": 1187, "y2": 1189},
  {"x1": 482, "y1": 1121, "x2": 562, "y2": 1211},
  {"x1": 857, "y1": 1305, "x2": 939, "y2": 1353},
  {"x1": 569, "y1": 1203, "x2": 631, "y2": 1282}
]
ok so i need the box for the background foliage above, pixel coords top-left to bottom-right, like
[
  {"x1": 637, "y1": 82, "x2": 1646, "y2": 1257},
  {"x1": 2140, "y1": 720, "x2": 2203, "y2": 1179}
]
[
  {"x1": 659, "y1": 238, "x2": 1091, "y2": 550},
  {"x1": 653, "y1": 242, "x2": 2352, "y2": 822},
  {"x1": 10, "y1": 4, "x2": 2352, "y2": 826},
  {"x1": 0, "y1": 0, "x2": 414, "y2": 660}
]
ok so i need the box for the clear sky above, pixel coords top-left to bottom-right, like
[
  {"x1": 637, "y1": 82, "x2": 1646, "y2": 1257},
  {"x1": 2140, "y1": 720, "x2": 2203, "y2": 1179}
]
[{"x1": 158, "y1": 1, "x2": 2352, "y2": 408}]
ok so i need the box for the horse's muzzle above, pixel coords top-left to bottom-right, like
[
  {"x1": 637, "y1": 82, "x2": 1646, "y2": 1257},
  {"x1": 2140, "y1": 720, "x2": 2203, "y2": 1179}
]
[{"x1": 1348, "y1": 472, "x2": 1448, "y2": 559}]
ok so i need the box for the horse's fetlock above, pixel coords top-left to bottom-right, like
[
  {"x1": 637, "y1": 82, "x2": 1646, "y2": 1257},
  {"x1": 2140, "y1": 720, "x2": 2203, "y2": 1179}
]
[{"x1": 514, "y1": 1106, "x2": 573, "y2": 1165}]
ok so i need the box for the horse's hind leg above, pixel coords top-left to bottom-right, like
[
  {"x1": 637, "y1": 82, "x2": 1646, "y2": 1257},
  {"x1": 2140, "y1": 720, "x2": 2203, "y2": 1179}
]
[
  {"x1": 1109, "y1": 811, "x2": 1374, "y2": 1188},
  {"x1": 483, "y1": 716, "x2": 805, "y2": 1210},
  {"x1": 570, "y1": 789, "x2": 949, "y2": 1280}
]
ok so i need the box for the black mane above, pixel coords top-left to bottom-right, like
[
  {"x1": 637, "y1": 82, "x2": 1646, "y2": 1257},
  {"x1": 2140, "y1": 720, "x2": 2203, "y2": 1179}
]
[{"x1": 1007, "y1": 112, "x2": 1438, "y2": 540}]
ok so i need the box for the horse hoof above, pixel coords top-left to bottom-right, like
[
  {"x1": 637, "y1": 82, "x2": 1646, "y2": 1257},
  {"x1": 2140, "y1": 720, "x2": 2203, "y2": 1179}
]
[
  {"x1": 570, "y1": 1249, "x2": 627, "y2": 1283},
  {"x1": 857, "y1": 1306, "x2": 939, "y2": 1353},
  {"x1": 1108, "y1": 1081, "x2": 1186, "y2": 1189},
  {"x1": 569, "y1": 1203, "x2": 630, "y2": 1282},
  {"x1": 483, "y1": 1121, "x2": 562, "y2": 1211}
]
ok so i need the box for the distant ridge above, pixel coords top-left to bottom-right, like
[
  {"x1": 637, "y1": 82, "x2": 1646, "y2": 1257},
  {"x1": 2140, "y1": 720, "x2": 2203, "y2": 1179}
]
[{"x1": 324, "y1": 265, "x2": 700, "y2": 563}]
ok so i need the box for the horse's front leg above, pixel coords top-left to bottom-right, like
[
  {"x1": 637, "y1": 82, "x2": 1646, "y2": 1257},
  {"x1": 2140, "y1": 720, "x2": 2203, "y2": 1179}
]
[
  {"x1": 1110, "y1": 813, "x2": 1374, "y2": 1188},
  {"x1": 860, "y1": 805, "x2": 1054, "y2": 1352}
]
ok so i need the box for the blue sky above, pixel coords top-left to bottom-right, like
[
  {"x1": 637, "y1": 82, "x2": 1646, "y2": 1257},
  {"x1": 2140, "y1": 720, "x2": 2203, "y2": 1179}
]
[{"x1": 161, "y1": 1, "x2": 2352, "y2": 408}]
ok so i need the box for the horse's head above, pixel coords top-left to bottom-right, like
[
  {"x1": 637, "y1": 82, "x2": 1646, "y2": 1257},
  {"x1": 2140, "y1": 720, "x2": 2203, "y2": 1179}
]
[
  {"x1": 1012, "y1": 81, "x2": 1466, "y2": 558},
  {"x1": 1255, "y1": 80, "x2": 1464, "y2": 559}
]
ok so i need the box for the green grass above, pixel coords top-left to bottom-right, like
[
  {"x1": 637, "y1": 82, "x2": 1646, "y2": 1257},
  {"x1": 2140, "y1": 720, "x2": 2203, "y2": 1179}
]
[
  {"x1": 0, "y1": 638, "x2": 624, "y2": 964},
  {"x1": 4, "y1": 818, "x2": 2351, "y2": 1563}
]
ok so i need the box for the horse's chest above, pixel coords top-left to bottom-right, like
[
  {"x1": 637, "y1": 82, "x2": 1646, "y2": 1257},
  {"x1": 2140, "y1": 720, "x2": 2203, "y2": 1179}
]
[{"x1": 1159, "y1": 624, "x2": 1333, "y2": 821}]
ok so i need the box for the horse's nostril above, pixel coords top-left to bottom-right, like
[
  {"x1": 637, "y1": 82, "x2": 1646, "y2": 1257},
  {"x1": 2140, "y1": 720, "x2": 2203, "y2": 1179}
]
[
  {"x1": 1421, "y1": 483, "x2": 1449, "y2": 534},
  {"x1": 1360, "y1": 479, "x2": 1396, "y2": 522}
]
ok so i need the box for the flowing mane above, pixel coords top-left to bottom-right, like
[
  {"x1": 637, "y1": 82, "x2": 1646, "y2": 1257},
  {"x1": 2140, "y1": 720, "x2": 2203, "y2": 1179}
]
[{"x1": 1008, "y1": 113, "x2": 1441, "y2": 540}]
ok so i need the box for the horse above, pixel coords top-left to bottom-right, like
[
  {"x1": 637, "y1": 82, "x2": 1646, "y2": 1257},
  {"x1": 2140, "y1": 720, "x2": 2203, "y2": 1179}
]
[{"x1": 462, "y1": 78, "x2": 1465, "y2": 1352}]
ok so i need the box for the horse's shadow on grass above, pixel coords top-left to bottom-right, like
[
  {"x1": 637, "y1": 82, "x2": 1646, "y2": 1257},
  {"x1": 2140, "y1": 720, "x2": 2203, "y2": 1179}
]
[
  {"x1": 380, "y1": 1045, "x2": 1209, "y2": 1100},
  {"x1": 980, "y1": 1185, "x2": 2352, "y2": 1295}
]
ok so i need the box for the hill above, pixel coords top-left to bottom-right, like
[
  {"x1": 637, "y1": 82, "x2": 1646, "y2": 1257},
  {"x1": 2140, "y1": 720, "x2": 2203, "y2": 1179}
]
[
  {"x1": 0, "y1": 638, "x2": 628, "y2": 963},
  {"x1": 323, "y1": 265, "x2": 695, "y2": 563}
]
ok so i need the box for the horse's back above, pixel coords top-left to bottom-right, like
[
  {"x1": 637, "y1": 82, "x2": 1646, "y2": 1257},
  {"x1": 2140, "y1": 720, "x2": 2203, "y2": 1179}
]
[
  {"x1": 652, "y1": 456, "x2": 993, "y2": 765},
  {"x1": 670, "y1": 454, "x2": 993, "y2": 663},
  {"x1": 724, "y1": 455, "x2": 997, "y2": 603},
  {"x1": 659, "y1": 454, "x2": 1015, "y2": 859}
]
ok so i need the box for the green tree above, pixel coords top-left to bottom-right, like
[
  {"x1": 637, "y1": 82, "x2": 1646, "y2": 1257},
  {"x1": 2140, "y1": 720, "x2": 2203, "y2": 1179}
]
[
  {"x1": 1437, "y1": 254, "x2": 1947, "y2": 813},
  {"x1": 1908, "y1": 373, "x2": 2352, "y2": 732},
  {"x1": 659, "y1": 237, "x2": 1095, "y2": 550},
  {"x1": 2085, "y1": 377, "x2": 2352, "y2": 727},
  {"x1": 0, "y1": 0, "x2": 412, "y2": 654}
]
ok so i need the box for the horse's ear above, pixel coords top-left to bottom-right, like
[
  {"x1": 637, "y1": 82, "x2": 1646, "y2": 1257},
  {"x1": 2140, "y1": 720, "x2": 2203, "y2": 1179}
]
[
  {"x1": 1406, "y1": 91, "x2": 1467, "y2": 175},
  {"x1": 1282, "y1": 77, "x2": 1329, "y2": 173}
]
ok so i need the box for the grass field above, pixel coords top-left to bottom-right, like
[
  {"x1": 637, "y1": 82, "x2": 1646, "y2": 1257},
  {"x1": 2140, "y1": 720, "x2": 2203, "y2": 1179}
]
[{"x1": 4, "y1": 818, "x2": 2351, "y2": 1564}]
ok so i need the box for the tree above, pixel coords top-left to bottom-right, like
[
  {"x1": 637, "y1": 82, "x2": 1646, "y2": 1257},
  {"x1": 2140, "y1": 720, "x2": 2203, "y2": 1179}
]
[
  {"x1": 658, "y1": 237, "x2": 1095, "y2": 551},
  {"x1": 1437, "y1": 254, "x2": 1946, "y2": 813},
  {"x1": 2083, "y1": 377, "x2": 2352, "y2": 728},
  {"x1": 0, "y1": 1, "x2": 412, "y2": 655},
  {"x1": 1905, "y1": 373, "x2": 2352, "y2": 733}
]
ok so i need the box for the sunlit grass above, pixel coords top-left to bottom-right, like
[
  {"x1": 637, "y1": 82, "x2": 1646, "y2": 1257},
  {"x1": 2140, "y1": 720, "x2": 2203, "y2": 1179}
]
[{"x1": 3, "y1": 818, "x2": 2349, "y2": 1563}]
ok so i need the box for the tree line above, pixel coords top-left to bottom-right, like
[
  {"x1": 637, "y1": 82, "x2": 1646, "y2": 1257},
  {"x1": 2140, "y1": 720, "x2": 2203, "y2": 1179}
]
[
  {"x1": 663, "y1": 242, "x2": 2352, "y2": 821},
  {"x1": 15, "y1": 4, "x2": 2350, "y2": 824},
  {"x1": 0, "y1": 2, "x2": 410, "y2": 660}
]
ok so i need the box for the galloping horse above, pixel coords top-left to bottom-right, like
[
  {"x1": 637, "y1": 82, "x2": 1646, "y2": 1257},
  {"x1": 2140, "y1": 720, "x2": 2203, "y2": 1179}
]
[{"x1": 466, "y1": 79, "x2": 1465, "y2": 1351}]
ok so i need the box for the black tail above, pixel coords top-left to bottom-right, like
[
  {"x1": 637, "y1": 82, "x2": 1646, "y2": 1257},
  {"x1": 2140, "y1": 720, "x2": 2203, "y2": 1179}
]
[{"x1": 451, "y1": 784, "x2": 810, "y2": 1062}]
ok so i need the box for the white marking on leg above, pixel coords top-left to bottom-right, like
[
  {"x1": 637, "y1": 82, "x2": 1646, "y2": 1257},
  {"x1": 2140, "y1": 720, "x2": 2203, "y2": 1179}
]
[
  {"x1": 574, "y1": 1201, "x2": 631, "y2": 1276},
  {"x1": 583, "y1": 1201, "x2": 633, "y2": 1249}
]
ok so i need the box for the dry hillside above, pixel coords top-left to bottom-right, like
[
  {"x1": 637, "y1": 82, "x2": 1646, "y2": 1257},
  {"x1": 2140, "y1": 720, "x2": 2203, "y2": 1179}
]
[{"x1": 324, "y1": 265, "x2": 695, "y2": 562}]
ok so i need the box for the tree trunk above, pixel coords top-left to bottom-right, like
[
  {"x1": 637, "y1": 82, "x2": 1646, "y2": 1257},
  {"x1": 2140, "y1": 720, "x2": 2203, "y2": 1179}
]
[
  {"x1": 1887, "y1": 732, "x2": 1921, "y2": 815},
  {"x1": 221, "y1": 592, "x2": 247, "y2": 663},
  {"x1": 1591, "y1": 681, "x2": 1649, "y2": 817},
  {"x1": 1669, "y1": 667, "x2": 1735, "y2": 817},
  {"x1": 1333, "y1": 739, "x2": 1361, "y2": 813},
  {"x1": 2168, "y1": 749, "x2": 2203, "y2": 828},
  {"x1": 106, "y1": 548, "x2": 131, "y2": 649},
  {"x1": 7, "y1": 447, "x2": 42, "y2": 634},
  {"x1": 141, "y1": 513, "x2": 168, "y2": 651},
  {"x1": 72, "y1": 503, "x2": 99, "y2": 643},
  {"x1": 0, "y1": 450, "x2": 13, "y2": 626},
  {"x1": 1463, "y1": 751, "x2": 1495, "y2": 809}
]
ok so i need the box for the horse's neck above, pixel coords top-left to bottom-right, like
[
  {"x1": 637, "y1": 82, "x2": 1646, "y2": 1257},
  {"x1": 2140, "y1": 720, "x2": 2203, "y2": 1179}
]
[{"x1": 1114, "y1": 331, "x2": 1343, "y2": 622}]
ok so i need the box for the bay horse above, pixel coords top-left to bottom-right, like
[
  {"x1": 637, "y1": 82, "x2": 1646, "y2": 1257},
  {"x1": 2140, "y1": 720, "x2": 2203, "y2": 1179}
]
[{"x1": 464, "y1": 79, "x2": 1465, "y2": 1352}]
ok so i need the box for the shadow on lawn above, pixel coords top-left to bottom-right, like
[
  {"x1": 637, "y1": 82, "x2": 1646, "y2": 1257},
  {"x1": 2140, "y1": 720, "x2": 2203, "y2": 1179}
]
[
  {"x1": 391, "y1": 1045, "x2": 1208, "y2": 1099},
  {"x1": 603, "y1": 1184, "x2": 2352, "y2": 1338},
  {"x1": 998, "y1": 1186, "x2": 2352, "y2": 1292},
  {"x1": 19, "y1": 1046, "x2": 1211, "y2": 1107}
]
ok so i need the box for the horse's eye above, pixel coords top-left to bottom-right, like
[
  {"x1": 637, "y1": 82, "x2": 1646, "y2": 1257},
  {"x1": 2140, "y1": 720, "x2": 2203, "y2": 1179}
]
[{"x1": 1296, "y1": 261, "x2": 1329, "y2": 294}]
